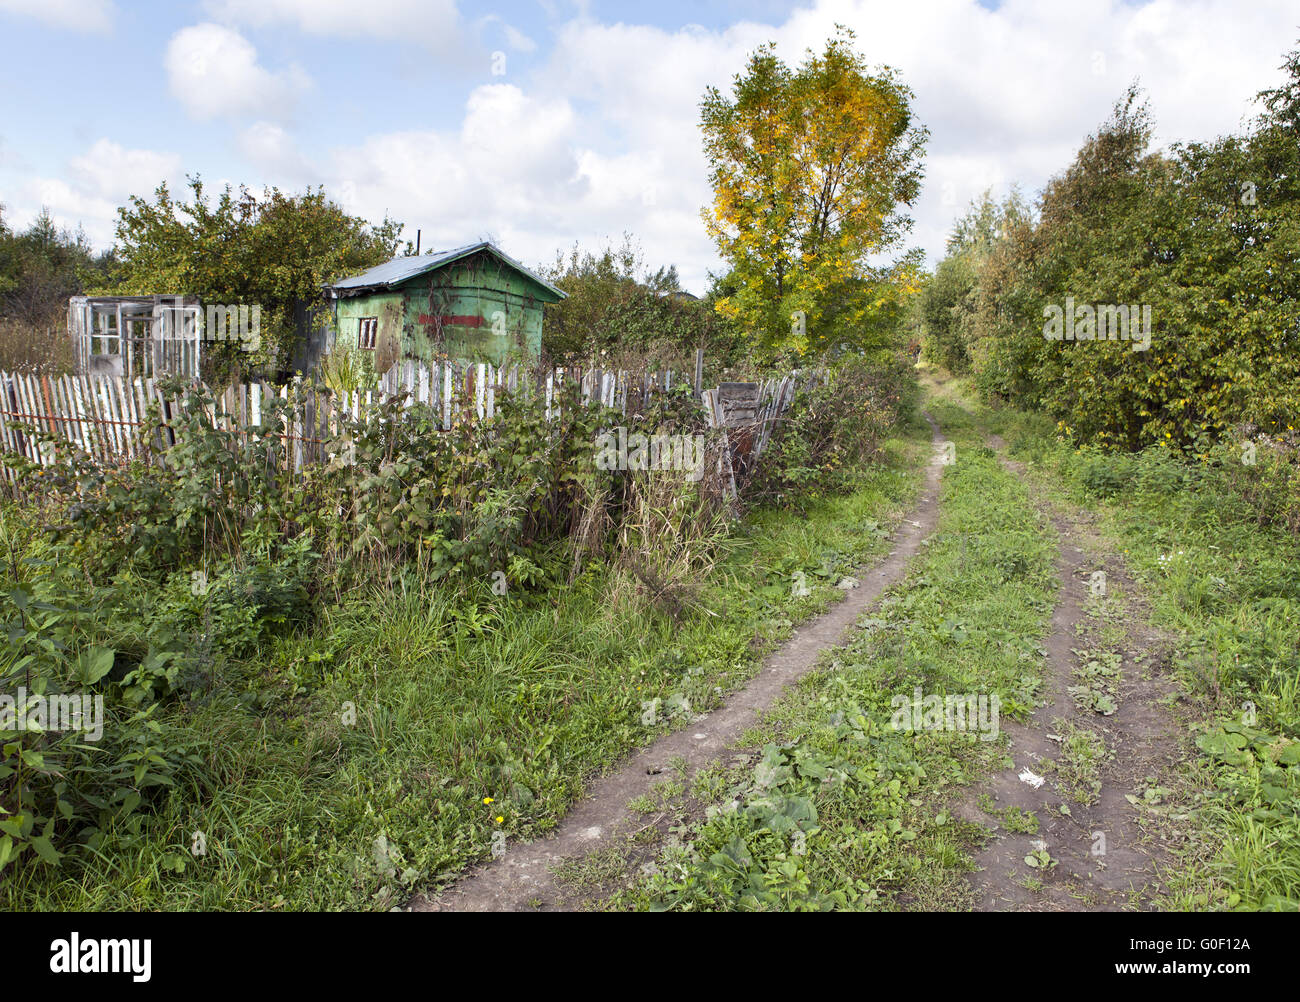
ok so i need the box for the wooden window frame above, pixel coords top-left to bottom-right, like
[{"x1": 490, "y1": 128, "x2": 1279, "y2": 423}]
[{"x1": 358, "y1": 317, "x2": 378, "y2": 350}]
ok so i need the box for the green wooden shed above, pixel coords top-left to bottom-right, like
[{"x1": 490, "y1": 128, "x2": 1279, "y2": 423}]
[{"x1": 314, "y1": 241, "x2": 565, "y2": 371}]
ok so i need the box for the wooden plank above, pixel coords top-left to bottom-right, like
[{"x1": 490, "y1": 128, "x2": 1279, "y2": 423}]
[
  {"x1": 126, "y1": 377, "x2": 144, "y2": 460},
  {"x1": 0, "y1": 372, "x2": 17, "y2": 464},
  {"x1": 104, "y1": 378, "x2": 126, "y2": 458},
  {"x1": 16, "y1": 375, "x2": 40, "y2": 464},
  {"x1": 144, "y1": 377, "x2": 160, "y2": 455},
  {"x1": 442, "y1": 363, "x2": 452, "y2": 430},
  {"x1": 55, "y1": 377, "x2": 78, "y2": 454},
  {"x1": 158, "y1": 378, "x2": 177, "y2": 452},
  {"x1": 39, "y1": 375, "x2": 60, "y2": 464},
  {"x1": 8, "y1": 372, "x2": 27, "y2": 461},
  {"x1": 111, "y1": 377, "x2": 133, "y2": 460},
  {"x1": 277, "y1": 385, "x2": 293, "y2": 472},
  {"x1": 75, "y1": 375, "x2": 98, "y2": 461},
  {"x1": 25, "y1": 374, "x2": 48, "y2": 464},
  {"x1": 41, "y1": 376, "x2": 64, "y2": 455},
  {"x1": 132, "y1": 378, "x2": 151, "y2": 460},
  {"x1": 318, "y1": 388, "x2": 330, "y2": 464},
  {"x1": 69, "y1": 376, "x2": 90, "y2": 455},
  {"x1": 0, "y1": 374, "x2": 13, "y2": 485},
  {"x1": 115, "y1": 377, "x2": 135, "y2": 459},
  {"x1": 88, "y1": 377, "x2": 111, "y2": 458},
  {"x1": 14, "y1": 375, "x2": 36, "y2": 465},
  {"x1": 1, "y1": 373, "x2": 20, "y2": 481},
  {"x1": 140, "y1": 377, "x2": 158, "y2": 455}
]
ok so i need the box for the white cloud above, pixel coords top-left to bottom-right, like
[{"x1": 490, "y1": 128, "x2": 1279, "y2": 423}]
[
  {"x1": 503, "y1": 24, "x2": 537, "y2": 53},
  {"x1": 329, "y1": 84, "x2": 586, "y2": 259},
  {"x1": 209, "y1": 1, "x2": 528, "y2": 74},
  {"x1": 13, "y1": 139, "x2": 182, "y2": 245},
  {"x1": 69, "y1": 139, "x2": 182, "y2": 200},
  {"x1": 165, "y1": 23, "x2": 310, "y2": 121},
  {"x1": 237, "y1": 121, "x2": 316, "y2": 179},
  {"x1": 14, "y1": 177, "x2": 119, "y2": 245},
  {"x1": 0, "y1": 0, "x2": 114, "y2": 32}
]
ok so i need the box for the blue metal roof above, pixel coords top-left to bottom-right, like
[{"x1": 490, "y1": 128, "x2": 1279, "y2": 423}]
[{"x1": 327, "y1": 241, "x2": 565, "y2": 299}]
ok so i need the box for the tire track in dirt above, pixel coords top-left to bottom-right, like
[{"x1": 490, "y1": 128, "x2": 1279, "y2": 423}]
[
  {"x1": 958, "y1": 437, "x2": 1185, "y2": 911},
  {"x1": 408, "y1": 414, "x2": 948, "y2": 912}
]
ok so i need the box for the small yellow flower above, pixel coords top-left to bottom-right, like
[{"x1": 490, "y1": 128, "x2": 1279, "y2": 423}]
[
  {"x1": 483, "y1": 797, "x2": 494, "y2": 805},
  {"x1": 495, "y1": 816, "x2": 504, "y2": 824}
]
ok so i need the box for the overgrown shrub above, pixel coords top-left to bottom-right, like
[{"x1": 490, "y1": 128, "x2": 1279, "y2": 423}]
[
  {"x1": 929, "y1": 44, "x2": 1300, "y2": 453},
  {"x1": 746, "y1": 352, "x2": 912, "y2": 508},
  {"x1": 1210, "y1": 432, "x2": 1300, "y2": 535}
]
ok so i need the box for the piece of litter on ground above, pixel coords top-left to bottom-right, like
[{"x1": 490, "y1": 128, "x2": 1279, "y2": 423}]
[{"x1": 1018, "y1": 767, "x2": 1046, "y2": 789}]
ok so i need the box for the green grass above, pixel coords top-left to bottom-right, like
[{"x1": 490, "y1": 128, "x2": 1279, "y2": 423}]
[
  {"x1": 1, "y1": 419, "x2": 930, "y2": 910},
  {"x1": 608, "y1": 391, "x2": 1061, "y2": 910},
  {"x1": 939, "y1": 375, "x2": 1300, "y2": 912}
]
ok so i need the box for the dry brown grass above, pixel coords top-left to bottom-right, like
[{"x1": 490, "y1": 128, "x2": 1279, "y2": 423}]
[
  {"x1": 601, "y1": 462, "x2": 734, "y2": 622},
  {"x1": 0, "y1": 313, "x2": 75, "y2": 374}
]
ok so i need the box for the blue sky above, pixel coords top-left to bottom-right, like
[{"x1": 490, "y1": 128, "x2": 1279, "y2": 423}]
[{"x1": 1, "y1": 0, "x2": 1297, "y2": 292}]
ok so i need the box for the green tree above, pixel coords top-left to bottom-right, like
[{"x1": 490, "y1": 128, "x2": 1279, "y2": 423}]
[
  {"x1": 918, "y1": 189, "x2": 1030, "y2": 374},
  {"x1": 0, "y1": 207, "x2": 111, "y2": 324},
  {"x1": 946, "y1": 42, "x2": 1300, "y2": 451},
  {"x1": 540, "y1": 234, "x2": 737, "y2": 369},
  {"x1": 0, "y1": 206, "x2": 114, "y2": 372},
  {"x1": 105, "y1": 177, "x2": 405, "y2": 382},
  {"x1": 699, "y1": 26, "x2": 927, "y2": 363}
]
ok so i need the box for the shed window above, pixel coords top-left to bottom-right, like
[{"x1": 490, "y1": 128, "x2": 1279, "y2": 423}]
[{"x1": 358, "y1": 317, "x2": 378, "y2": 350}]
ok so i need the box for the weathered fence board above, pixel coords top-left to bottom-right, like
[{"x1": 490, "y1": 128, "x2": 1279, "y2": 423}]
[{"x1": 0, "y1": 357, "x2": 809, "y2": 498}]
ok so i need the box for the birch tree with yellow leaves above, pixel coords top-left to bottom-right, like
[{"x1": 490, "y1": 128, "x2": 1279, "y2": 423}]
[{"x1": 700, "y1": 27, "x2": 928, "y2": 363}]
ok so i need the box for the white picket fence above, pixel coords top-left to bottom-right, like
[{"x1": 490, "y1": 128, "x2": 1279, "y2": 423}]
[{"x1": 0, "y1": 359, "x2": 809, "y2": 491}]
